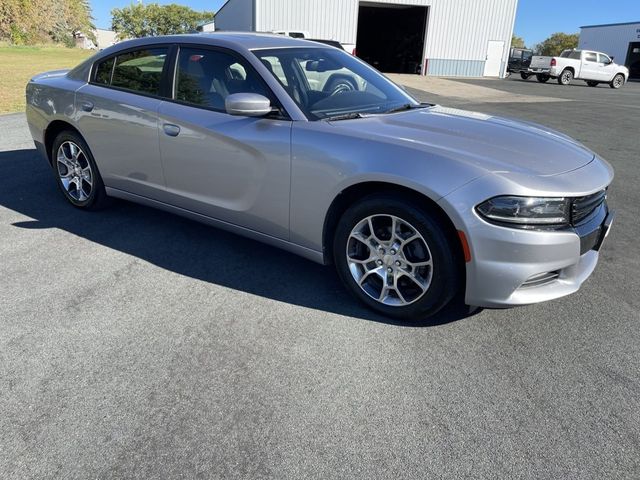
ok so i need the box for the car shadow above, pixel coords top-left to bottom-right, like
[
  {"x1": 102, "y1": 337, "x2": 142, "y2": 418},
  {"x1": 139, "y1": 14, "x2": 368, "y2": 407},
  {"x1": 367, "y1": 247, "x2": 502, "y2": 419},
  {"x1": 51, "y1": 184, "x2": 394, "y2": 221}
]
[{"x1": 0, "y1": 148, "x2": 479, "y2": 327}]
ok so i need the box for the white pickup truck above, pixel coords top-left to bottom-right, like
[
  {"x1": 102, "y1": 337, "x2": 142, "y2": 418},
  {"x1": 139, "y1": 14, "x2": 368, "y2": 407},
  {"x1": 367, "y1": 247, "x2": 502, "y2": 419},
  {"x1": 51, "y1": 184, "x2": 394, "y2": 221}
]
[{"x1": 528, "y1": 49, "x2": 629, "y2": 88}]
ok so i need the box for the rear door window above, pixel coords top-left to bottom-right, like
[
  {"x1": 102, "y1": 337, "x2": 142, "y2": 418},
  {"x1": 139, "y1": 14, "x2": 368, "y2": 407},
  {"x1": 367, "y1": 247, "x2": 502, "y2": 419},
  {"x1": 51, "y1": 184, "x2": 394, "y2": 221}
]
[{"x1": 111, "y1": 47, "x2": 168, "y2": 96}]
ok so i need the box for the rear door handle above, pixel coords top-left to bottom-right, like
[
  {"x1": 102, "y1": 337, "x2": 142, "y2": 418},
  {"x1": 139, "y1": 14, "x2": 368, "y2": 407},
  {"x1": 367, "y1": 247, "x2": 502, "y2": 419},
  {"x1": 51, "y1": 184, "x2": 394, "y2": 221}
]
[
  {"x1": 80, "y1": 101, "x2": 94, "y2": 112},
  {"x1": 163, "y1": 123, "x2": 180, "y2": 137}
]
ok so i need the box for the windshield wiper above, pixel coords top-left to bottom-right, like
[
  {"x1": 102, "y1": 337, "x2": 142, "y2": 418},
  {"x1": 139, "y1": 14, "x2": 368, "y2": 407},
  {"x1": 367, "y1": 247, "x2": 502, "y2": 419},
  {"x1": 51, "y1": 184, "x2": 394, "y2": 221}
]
[
  {"x1": 323, "y1": 112, "x2": 366, "y2": 121},
  {"x1": 383, "y1": 103, "x2": 431, "y2": 114}
]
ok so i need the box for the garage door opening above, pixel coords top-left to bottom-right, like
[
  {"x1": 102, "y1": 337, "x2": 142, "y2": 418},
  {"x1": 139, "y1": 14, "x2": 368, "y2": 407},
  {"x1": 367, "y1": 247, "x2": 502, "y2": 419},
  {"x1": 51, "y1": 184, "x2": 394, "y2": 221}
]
[
  {"x1": 626, "y1": 42, "x2": 640, "y2": 80},
  {"x1": 356, "y1": 2, "x2": 428, "y2": 74}
]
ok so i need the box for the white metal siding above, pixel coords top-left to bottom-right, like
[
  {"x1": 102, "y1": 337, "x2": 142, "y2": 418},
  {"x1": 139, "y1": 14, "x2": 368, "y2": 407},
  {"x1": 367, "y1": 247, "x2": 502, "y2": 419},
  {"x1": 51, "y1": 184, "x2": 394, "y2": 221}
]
[
  {"x1": 579, "y1": 23, "x2": 640, "y2": 66},
  {"x1": 216, "y1": 0, "x2": 518, "y2": 77},
  {"x1": 215, "y1": 0, "x2": 255, "y2": 31}
]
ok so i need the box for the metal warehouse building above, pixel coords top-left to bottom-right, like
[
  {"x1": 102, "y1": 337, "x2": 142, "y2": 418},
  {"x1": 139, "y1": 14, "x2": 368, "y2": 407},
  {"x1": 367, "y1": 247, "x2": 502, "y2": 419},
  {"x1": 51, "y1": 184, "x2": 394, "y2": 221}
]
[
  {"x1": 579, "y1": 21, "x2": 640, "y2": 80},
  {"x1": 214, "y1": 0, "x2": 518, "y2": 77}
]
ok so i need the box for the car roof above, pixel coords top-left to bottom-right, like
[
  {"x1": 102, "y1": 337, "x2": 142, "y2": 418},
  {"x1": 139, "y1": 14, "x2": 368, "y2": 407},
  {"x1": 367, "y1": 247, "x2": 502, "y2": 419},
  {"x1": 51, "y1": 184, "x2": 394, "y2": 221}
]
[
  {"x1": 67, "y1": 32, "x2": 328, "y2": 84},
  {"x1": 103, "y1": 32, "x2": 319, "y2": 54}
]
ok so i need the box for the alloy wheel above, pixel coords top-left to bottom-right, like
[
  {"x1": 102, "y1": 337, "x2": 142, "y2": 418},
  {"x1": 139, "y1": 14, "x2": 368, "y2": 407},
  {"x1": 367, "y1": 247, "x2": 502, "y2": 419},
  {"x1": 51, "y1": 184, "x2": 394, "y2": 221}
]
[
  {"x1": 56, "y1": 141, "x2": 93, "y2": 202},
  {"x1": 346, "y1": 214, "x2": 434, "y2": 306}
]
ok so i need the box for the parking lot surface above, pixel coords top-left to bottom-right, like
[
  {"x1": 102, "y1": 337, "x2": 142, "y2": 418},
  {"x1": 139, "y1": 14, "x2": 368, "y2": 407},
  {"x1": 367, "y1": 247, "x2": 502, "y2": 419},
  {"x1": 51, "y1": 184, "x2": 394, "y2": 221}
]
[{"x1": 1, "y1": 79, "x2": 639, "y2": 479}]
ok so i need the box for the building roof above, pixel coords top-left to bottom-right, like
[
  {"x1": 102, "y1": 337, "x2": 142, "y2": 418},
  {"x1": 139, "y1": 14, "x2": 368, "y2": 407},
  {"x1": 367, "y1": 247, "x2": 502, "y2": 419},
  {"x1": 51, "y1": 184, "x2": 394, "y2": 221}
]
[{"x1": 580, "y1": 21, "x2": 640, "y2": 29}]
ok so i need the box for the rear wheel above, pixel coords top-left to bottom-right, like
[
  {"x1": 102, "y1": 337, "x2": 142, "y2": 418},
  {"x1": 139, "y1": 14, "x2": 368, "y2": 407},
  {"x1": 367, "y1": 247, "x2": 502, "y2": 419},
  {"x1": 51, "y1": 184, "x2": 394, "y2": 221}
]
[
  {"x1": 333, "y1": 195, "x2": 460, "y2": 320},
  {"x1": 558, "y1": 69, "x2": 573, "y2": 85},
  {"x1": 520, "y1": 72, "x2": 531, "y2": 80},
  {"x1": 536, "y1": 74, "x2": 550, "y2": 83},
  {"x1": 587, "y1": 81, "x2": 599, "y2": 87},
  {"x1": 52, "y1": 130, "x2": 109, "y2": 210},
  {"x1": 610, "y1": 73, "x2": 625, "y2": 89}
]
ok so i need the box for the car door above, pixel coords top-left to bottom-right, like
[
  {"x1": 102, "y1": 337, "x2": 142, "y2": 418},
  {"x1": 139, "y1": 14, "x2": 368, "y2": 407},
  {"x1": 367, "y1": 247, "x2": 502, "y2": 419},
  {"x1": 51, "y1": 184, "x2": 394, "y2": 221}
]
[
  {"x1": 75, "y1": 46, "x2": 170, "y2": 198},
  {"x1": 156, "y1": 45, "x2": 292, "y2": 240},
  {"x1": 597, "y1": 53, "x2": 616, "y2": 81},
  {"x1": 580, "y1": 51, "x2": 600, "y2": 80}
]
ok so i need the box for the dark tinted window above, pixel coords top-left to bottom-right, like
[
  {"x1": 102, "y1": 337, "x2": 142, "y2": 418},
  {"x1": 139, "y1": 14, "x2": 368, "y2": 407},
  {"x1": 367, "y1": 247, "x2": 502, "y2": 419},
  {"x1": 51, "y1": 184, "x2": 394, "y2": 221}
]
[
  {"x1": 94, "y1": 57, "x2": 114, "y2": 85},
  {"x1": 175, "y1": 47, "x2": 270, "y2": 111},
  {"x1": 111, "y1": 48, "x2": 168, "y2": 96}
]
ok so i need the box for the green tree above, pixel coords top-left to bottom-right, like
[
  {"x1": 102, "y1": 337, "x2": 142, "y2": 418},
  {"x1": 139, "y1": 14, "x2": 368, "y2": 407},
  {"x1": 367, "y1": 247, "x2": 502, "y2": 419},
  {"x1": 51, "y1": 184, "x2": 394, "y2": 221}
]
[
  {"x1": 511, "y1": 34, "x2": 526, "y2": 49},
  {"x1": 111, "y1": 3, "x2": 214, "y2": 39},
  {"x1": 0, "y1": 0, "x2": 93, "y2": 46},
  {"x1": 534, "y1": 32, "x2": 579, "y2": 56}
]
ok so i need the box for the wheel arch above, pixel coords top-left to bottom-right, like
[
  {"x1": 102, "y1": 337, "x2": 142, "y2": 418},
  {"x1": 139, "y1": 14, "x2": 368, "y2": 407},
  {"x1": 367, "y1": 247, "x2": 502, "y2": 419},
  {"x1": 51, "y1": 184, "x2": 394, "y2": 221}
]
[
  {"x1": 44, "y1": 120, "x2": 83, "y2": 166},
  {"x1": 322, "y1": 181, "x2": 465, "y2": 272}
]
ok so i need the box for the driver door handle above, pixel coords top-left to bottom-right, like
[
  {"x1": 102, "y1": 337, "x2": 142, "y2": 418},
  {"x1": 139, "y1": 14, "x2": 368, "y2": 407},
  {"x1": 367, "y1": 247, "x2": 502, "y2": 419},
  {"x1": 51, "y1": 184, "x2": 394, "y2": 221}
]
[{"x1": 163, "y1": 123, "x2": 181, "y2": 137}]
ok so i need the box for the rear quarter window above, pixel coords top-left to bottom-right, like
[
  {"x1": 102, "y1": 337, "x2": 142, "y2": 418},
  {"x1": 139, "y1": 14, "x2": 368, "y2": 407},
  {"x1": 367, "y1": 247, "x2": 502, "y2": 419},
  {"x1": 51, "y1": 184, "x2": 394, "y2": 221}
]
[{"x1": 94, "y1": 57, "x2": 114, "y2": 85}]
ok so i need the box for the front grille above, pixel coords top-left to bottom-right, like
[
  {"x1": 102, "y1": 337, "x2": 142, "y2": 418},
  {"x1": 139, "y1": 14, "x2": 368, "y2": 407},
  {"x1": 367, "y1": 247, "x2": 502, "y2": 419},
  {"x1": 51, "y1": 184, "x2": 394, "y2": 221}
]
[
  {"x1": 521, "y1": 271, "x2": 561, "y2": 289},
  {"x1": 571, "y1": 190, "x2": 606, "y2": 225}
]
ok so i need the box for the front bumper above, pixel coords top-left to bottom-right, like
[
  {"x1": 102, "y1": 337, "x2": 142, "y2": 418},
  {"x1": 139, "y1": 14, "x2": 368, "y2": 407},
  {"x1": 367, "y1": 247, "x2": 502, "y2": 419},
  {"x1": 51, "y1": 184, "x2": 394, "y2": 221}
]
[{"x1": 438, "y1": 159, "x2": 614, "y2": 308}]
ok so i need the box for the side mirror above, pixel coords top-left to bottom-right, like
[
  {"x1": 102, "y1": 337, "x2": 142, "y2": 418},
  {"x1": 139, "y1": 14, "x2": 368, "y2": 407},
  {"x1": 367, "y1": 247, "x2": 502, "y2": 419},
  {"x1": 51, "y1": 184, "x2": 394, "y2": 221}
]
[
  {"x1": 609, "y1": 57, "x2": 615, "y2": 64},
  {"x1": 225, "y1": 93, "x2": 272, "y2": 117}
]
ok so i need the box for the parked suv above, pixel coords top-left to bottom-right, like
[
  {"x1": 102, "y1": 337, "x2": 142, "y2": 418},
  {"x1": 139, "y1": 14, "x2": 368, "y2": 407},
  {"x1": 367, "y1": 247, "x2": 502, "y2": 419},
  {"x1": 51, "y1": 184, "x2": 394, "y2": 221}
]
[{"x1": 528, "y1": 49, "x2": 629, "y2": 88}]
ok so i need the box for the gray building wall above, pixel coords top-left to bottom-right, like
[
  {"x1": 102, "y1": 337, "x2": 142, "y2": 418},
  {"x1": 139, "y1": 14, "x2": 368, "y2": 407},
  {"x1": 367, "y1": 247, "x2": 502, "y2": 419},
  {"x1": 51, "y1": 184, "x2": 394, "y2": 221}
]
[
  {"x1": 215, "y1": 0, "x2": 518, "y2": 77},
  {"x1": 579, "y1": 22, "x2": 640, "y2": 67},
  {"x1": 215, "y1": 0, "x2": 255, "y2": 31}
]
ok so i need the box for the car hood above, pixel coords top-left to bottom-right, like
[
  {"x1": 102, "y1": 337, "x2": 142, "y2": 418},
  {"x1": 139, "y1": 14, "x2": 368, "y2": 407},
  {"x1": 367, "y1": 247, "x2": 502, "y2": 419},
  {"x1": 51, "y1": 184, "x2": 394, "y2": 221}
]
[{"x1": 334, "y1": 105, "x2": 595, "y2": 177}]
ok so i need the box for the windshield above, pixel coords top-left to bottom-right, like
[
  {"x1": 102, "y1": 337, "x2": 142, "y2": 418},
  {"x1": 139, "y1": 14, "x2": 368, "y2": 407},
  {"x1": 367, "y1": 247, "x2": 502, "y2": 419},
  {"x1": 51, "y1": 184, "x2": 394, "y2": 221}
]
[{"x1": 252, "y1": 47, "x2": 419, "y2": 120}]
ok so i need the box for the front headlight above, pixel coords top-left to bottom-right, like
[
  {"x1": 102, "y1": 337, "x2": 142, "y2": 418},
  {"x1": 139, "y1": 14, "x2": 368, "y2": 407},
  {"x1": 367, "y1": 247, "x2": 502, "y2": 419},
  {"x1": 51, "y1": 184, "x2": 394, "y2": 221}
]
[{"x1": 476, "y1": 196, "x2": 570, "y2": 227}]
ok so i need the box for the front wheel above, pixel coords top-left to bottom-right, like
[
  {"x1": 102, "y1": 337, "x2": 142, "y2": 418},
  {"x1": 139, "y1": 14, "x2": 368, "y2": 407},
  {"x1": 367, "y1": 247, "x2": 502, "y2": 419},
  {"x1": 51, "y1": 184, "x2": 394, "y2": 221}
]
[
  {"x1": 536, "y1": 74, "x2": 550, "y2": 83},
  {"x1": 333, "y1": 195, "x2": 460, "y2": 320},
  {"x1": 558, "y1": 69, "x2": 573, "y2": 85},
  {"x1": 610, "y1": 74, "x2": 625, "y2": 89}
]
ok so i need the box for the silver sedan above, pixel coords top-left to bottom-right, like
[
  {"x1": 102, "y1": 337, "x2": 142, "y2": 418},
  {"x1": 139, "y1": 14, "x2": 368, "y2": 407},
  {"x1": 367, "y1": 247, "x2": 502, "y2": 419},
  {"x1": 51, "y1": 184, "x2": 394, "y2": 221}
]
[{"x1": 25, "y1": 33, "x2": 615, "y2": 320}]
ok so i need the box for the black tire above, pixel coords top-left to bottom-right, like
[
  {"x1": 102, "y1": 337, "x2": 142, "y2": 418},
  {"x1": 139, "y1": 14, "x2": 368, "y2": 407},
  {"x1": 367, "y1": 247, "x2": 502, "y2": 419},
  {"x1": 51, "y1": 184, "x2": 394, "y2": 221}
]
[
  {"x1": 51, "y1": 130, "x2": 109, "y2": 210},
  {"x1": 557, "y1": 69, "x2": 573, "y2": 85},
  {"x1": 333, "y1": 194, "x2": 461, "y2": 321},
  {"x1": 610, "y1": 73, "x2": 625, "y2": 89},
  {"x1": 536, "y1": 74, "x2": 550, "y2": 83},
  {"x1": 520, "y1": 72, "x2": 531, "y2": 80},
  {"x1": 325, "y1": 77, "x2": 357, "y2": 96},
  {"x1": 586, "y1": 81, "x2": 599, "y2": 87}
]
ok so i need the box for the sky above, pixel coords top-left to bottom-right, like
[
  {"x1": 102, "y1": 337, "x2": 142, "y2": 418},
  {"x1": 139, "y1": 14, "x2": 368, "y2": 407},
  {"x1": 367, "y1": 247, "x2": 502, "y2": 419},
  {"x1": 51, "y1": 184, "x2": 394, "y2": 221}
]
[{"x1": 91, "y1": 0, "x2": 640, "y2": 47}]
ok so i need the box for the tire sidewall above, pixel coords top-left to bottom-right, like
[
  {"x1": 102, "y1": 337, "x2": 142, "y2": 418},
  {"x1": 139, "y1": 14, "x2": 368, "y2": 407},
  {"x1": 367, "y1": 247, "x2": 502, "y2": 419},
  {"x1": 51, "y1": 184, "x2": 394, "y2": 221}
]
[
  {"x1": 51, "y1": 131, "x2": 104, "y2": 209},
  {"x1": 333, "y1": 195, "x2": 459, "y2": 320}
]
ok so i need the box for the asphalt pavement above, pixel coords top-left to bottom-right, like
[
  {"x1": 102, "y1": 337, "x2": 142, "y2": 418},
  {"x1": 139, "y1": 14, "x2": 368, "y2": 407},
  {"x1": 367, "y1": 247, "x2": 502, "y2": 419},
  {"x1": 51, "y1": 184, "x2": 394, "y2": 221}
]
[{"x1": 1, "y1": 79, "x2": 639, "y2": 479}]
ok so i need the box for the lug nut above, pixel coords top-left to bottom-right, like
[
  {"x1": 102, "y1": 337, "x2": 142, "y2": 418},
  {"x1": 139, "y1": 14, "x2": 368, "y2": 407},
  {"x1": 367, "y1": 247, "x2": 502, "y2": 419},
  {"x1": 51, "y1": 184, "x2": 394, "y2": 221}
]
[
  {"x1": 377, "y1": 259, "x2": 383, "y2": 265},
  {"x1": 387, "y1": 267, "x2": 393, "y2": 273},
  {"x1": 390, "y1": 249, "x2": 396, "y2": 255},
  {"x1": 395, "y1": 260, "x2": 401, "y2": 266}
]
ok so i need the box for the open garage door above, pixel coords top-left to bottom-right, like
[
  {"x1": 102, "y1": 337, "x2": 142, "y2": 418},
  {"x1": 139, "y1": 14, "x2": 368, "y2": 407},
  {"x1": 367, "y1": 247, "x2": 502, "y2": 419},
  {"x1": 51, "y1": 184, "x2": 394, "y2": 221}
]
[
  {"x1": 626, "y1": 42, "x2": 640, "y2": 80},
  {"x1": 356, "y1": 2, "x2": 428, "y2": 74}
]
